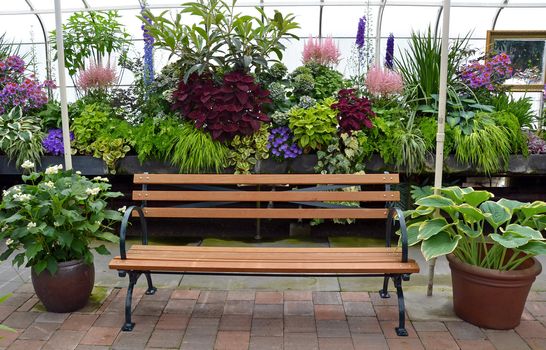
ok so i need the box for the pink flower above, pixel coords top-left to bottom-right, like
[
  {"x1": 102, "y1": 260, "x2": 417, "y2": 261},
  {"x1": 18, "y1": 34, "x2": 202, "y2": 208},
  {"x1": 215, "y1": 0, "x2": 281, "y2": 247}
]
[
  {"x1": 77, "y1": 64, "x2": 117, "y2": 91},
  {"x1": 302, "y1": 36, "x2": 341, "y2": 67},
  {"x1": 365, "y1": 66, "x2": 404, "y2": 97}
]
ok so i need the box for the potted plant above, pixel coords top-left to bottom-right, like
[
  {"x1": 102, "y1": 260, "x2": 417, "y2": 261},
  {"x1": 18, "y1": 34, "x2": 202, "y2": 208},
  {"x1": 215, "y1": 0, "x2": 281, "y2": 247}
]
[
  {"x1": 405, "y1": 186, "x2": 545, "y2": 329},
  {"x1": 0, "y1": 162, "x2": 122, "y2": 312}
]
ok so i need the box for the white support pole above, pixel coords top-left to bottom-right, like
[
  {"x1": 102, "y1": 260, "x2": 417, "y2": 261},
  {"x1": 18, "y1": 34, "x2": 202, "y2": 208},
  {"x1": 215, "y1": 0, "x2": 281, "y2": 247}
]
[
  {"x1": 54, "y1": 0, "x2": 73, "y2": 170},
  {"x1": 428, "y1": 0, "x2": 451, "y2": 297}
]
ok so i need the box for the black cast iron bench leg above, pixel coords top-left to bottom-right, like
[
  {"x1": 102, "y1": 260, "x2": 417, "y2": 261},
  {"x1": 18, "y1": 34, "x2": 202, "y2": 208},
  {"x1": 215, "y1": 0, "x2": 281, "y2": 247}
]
[
  {"x1": 393, "y1": 275, "x2": 408, "y2": 336},
  {"x1": 122, "y1": 272, "x2": 141, "y2": 331},
  {"x1": 379, "y1": 275, "x2": 390, "y2": 298},
  {"x1": 144, "y1": 272, "x2": 157, "y2": 295}
]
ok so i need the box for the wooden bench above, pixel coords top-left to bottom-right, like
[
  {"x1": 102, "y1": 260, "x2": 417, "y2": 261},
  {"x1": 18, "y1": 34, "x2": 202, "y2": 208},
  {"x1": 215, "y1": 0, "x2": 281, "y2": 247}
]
[{"x1": 109, "y1": 173, "x2": 419, "y2": 336}]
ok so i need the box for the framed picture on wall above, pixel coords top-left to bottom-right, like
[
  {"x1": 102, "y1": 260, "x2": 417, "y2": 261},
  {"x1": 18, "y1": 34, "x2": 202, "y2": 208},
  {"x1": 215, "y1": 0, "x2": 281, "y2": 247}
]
[{"x1": 486, "y1": 30, "x2": 546, "y2": 92}]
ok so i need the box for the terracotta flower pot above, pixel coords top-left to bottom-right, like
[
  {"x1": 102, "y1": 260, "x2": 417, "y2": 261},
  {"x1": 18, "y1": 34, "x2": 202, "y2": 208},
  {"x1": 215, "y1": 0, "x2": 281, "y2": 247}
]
[
  {"x1": 31, "y1": 260, "x2": 94, "y2": 313},
  {"x1": 447, "y1": 254, "x2": 542, "y2": 329}
]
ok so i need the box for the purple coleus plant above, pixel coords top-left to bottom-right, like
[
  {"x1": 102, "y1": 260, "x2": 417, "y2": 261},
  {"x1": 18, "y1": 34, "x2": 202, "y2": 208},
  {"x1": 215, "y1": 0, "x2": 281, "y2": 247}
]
[
  {"x1": 267, "y1": 126, "x2": 302, "y2": 161},
  {"x1": 42, "y1": 129, "x2": 74, "y2": 155}
]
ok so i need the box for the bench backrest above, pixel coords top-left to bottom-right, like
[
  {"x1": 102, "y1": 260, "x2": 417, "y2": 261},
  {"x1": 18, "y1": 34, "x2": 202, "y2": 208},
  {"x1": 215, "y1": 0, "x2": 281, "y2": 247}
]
[{"x1": 132, "y1": 174, "x2": 400, "y2": 220}]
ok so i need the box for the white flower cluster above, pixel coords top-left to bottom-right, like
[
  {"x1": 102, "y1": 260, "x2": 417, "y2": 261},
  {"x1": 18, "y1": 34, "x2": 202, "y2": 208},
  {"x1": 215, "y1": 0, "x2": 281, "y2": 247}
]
[
  {"x1": 92, "y1": 176, "x2": 109, "y2": 182},
  {"x1": 45, "y1": 164, "x2": 63, "y2": 175},
  {"x1": 76, "y1": 171, "x2": 82, "y2": 175},
  {"x1": 85, "y1": 187, "x2": 101, "y2": 196},
  {"x1": 13, "y1": 193, "x2": 32, "y2": 202},
  {"x1": 27, "y1": 222, "x2": 36, "y2": 229},
  {"x1": 6, "y1": 238, "x2": 14, "y2": 246},
  {"x1": 21, "y1": 160, "x2": 35, "y2": 169},
  {"x1": 43, "y1": 181, "x2": 55, "y2": 189},
  {"x1": 117, "y1": 206, "x2": 127, "y2": 213}
]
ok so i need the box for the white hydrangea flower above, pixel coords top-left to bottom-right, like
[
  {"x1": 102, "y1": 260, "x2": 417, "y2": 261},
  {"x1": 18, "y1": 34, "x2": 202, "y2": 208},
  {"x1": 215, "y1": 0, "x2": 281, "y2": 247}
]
[
  {"x1": 43, "y1": 181, "x2": 55, "y2": 189},
  {"x1": 85, "y1": 187, "x2": 100, "y2": 196},
  {"x1": 92, "y1": 176, "x2": 109, "y2": 182},
  {"x1": 45, "y1": 164, "x2": 62, "y2": 175},
  {"x1": 21, "y1": 160, "x2": 35, "y2": 169},
  {"x1": 118, "y1": 206, "x2": 127, "y2": 213},
  {"x1": 54, "y1": 221, "x2": 61, "y2": 227},
  {"x1": 2, "y1": 190, "x2": 9, "y2": 197},
  {"x1": 76, "y1": 171, "x2": 82, "y2": 175},
  {"x1": 1, "y1": 225, "x2": 7, "y2": 232},
  {"x1": 14, "y1": 193, "x2": 32, "y2": 202},
  {"x1": 6, "y1": 238, "x2": 14, "y2": 246},
  {"x1": 12, "y1": 186, "x2": 22, "y2": 193},
  {"x1": 27, "y1": 222, "x2": 36, "y2": 229}
]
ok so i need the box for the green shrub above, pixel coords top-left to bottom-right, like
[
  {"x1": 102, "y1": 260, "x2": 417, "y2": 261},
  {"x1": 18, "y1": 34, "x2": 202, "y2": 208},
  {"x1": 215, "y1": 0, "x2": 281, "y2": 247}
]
[
  {"x1": 489, "y1": 93, "x2": 535, "y2": 128},
  {"x1": 315, "y1": 132, "x2": 366, "y2": 174},
  {"x1": 288, "y1": 98, "x2": 338, "y2": 152},
  {"x1": 228, "y1": 125, "x2": 269, "y2": 174}
]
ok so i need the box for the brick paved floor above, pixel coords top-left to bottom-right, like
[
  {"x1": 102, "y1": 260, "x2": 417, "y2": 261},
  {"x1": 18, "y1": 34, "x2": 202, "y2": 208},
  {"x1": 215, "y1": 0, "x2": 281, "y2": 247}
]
[{"x1": 0, "y1": 286, "x2": 545, "y2": 350}]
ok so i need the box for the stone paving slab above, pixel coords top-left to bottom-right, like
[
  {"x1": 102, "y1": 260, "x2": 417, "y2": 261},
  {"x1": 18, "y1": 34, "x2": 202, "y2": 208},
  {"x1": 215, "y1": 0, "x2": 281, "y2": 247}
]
[{"x1": 0, "y1": 285, "x2": 543, "y2": 349}]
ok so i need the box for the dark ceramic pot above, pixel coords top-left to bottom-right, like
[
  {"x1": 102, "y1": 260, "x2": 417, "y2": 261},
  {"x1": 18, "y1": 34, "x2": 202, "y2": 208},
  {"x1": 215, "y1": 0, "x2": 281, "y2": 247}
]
[
  {"x1": 31, "y1": 260, "x2": 94, "y2": 313},
  {"x1": 447, "y1": 254, "x2": 541, "y2": 329}
]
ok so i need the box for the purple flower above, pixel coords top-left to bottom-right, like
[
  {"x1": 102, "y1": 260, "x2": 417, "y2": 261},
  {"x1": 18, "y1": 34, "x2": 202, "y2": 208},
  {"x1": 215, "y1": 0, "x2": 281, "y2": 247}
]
[
  {"x1": 42, "y1": 129, "x2": 74, "y2": 155},
  {"x1": 355, "y1": 16, "x2": 366, "y2": 49},
  {"x1": 141, "y1": 5, "x2": 155, "y2": 88},
  {"x1": 527, "y1": 132, "x2": 546, "y2": 154},
  {"x1": 385, "y1": 33, "x2": 395, "y2": 69},
  {"x1": 267, "y1": 126, "x2": 302, "y2": 161}
]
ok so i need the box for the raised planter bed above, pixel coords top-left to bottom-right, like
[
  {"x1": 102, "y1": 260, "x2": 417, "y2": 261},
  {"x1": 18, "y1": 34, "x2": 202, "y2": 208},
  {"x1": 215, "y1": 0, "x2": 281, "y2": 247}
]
[{"x1": 0, "y1": 156, "x2": 108, "y2": 175}]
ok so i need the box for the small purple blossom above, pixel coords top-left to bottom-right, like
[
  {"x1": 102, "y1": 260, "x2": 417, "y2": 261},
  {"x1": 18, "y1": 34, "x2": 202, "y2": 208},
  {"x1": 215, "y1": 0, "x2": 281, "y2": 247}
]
[
  {"x1": 141, "y1": 4, "x2": 154, "y2": 87},
  {"x1": 461, "y1": 52, "x2": 513, "y2": 91},
  {"x1": 42, "y1": 129, "x2": 74, "y2": 155},
  {"x1": 355, "y1": 16, "x2": 366, "y2": 49},
  {"x1": 267, "y1": 127, "x2": 302, "y2": 161},
  {"x1": 385, "y1": 33, "x2": 395, "y2": 69}
]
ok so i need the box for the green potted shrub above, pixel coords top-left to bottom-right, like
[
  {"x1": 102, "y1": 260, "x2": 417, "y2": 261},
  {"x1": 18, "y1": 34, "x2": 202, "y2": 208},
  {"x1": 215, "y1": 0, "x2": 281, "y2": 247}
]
[
  {"x1": 0, "y1": 162, "x2": 122, "y2": 312},
  {"x1": 405, "y1": 186, "x2": 545, "y2": 329}
]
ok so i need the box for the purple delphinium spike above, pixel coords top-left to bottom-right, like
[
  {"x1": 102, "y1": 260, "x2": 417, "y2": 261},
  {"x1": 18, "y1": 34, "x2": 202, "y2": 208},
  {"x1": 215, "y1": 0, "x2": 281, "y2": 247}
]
[
  {"x1": 355, "y1": 16, "x2": 366, "y2": 49},
  {"x1": 385, "y1": 33, "x2": 395, "y2": 69},
  {"x1": 141, "y1": 3, "x2": 154, "y2": 87}
]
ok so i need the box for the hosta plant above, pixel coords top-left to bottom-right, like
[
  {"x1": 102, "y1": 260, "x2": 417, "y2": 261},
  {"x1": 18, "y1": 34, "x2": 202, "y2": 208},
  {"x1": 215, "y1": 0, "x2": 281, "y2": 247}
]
[
  {"x1": 0, "y1": 163, "x2": 123, "y2": 275},
  {"x1": 0, "y1": 107, "x2": 45, "y2": 167},
  {"x1": 404, "y1": 186, "x2": 546, "y2": 271}
]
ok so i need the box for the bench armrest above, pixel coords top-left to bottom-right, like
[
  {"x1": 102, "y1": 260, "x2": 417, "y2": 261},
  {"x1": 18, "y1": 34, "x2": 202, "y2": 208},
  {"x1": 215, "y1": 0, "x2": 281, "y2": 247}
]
[
  {"x1": 385, "y1": 207, "x2": 408, "y2": 263},
  {"x1": 119, "y1": 205, "x2": 148, "y2": 260}
]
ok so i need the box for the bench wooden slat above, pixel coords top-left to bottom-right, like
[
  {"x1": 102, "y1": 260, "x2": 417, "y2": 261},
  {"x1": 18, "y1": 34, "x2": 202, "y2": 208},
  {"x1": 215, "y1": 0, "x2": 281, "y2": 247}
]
[
  {"x1": 137, "y1": 208, "x2": 389, "y2": 219},
  {"x1": 132, "y1": 190, "x2": 401, "y2": 202},
  {"x1": 129, "y1": 245, "x2": 400, "y2": 253},
  {"x1": 109, "y1": 258, "x2": 420, "y2": 274},
  {"x1": 134, "y1": 174, "x2": 399, "y2": 185}
]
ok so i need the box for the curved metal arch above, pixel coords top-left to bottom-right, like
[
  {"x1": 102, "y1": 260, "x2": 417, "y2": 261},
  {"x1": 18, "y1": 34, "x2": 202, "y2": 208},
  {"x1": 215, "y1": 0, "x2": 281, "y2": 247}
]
[
  {"x1": 434, "y1": 5, "x2": 443, "y2": 40},
  {"x1": 319, "y1": 0, "x2": 325, "y2": 38},
  {"x1": 375, "y1": 0, "x2": 387, "y2": 66},
  {"x1": 24, "y1": 0, "x2": 53, "y2": 99},
  {"x1": 492, "y1": 0, "x2": 509, "y2": 30}
]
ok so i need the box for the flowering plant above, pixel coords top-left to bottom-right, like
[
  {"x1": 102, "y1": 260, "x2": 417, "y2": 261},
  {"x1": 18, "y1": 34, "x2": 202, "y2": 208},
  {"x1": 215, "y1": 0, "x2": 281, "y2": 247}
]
[
  {"x1": 267, "y1": 126, "x2": 302, "y2": 161},
  {"x1": 527, "y1": 132, "x2": 546, "y2": 154},
  {"x1": 365, "y1": 66, "x2": 404, "y2": 98},
  {"x1": 0, "y1": 163, "x2": 123, "y2": 275},
  {"x1": 0, "y1": 55, "x2": 53, "y2": 114},
  {"x1": 461, "y1": 52, "x2": 513, "y2": 91},
  {"x1": 332, "y1": 89, "x2": 375, "y2": 133},
  {"x1": 42, "y1": 129, "x2": 74, "y2": 156},
  {"x1": 302, "y1": 36, "x2": 341, "y2": 67}
]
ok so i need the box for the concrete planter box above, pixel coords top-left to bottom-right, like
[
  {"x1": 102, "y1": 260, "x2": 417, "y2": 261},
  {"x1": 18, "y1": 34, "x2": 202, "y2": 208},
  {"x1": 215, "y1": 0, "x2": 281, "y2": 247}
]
[{"x1": 0, "y1": 156, "x2": 108, "y2": 175}]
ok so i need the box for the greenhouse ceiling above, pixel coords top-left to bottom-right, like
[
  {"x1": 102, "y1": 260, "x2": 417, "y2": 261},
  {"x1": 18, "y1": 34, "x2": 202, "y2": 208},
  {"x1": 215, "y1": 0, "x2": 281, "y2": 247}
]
[{"x1": 0, "y1": 0, "x2": 544, "y2": 99}]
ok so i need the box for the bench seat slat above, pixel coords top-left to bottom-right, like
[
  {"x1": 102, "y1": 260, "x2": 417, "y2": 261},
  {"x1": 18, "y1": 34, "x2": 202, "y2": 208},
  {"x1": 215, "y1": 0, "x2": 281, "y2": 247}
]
[
  {"x1": 132, "y1": 190, "x2": 401, "y2": 202},
  {"x1": 109, "y1": 258, "x2": 419, "y2": 274},
  {"x1": 134, "y1": 174, "x2": 399, "y2": 185},
  {"x1": 128, "y1": 245, "x2": 400, "y2": 253},
  {"x1": 123, "y1": 253, "x2": 404, "y2": 262},
  {"x1": 137, "y1": 208, "x2": 389, "y2": 219}
]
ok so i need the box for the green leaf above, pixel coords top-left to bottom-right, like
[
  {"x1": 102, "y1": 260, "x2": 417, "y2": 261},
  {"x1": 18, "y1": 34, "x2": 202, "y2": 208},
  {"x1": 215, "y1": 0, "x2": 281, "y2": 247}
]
[
  {"x1": 25, "y1": 242, "x2": 43, "y2": 259},
  {"x1": 503, "y1": 224, "x2": 544, "y2": 240},
  {"x1": 95, "y1": 244, "x2": 110, "y2": 255},
  {"x1": 96, "y1": 231, "x2": 119, "y2": 243},
  {"x1": 34, "y1": 260, "x2": 48, "y2": 275},
  {"x1": 462, "y1": 190, "x2": 493, "y2": 207},
  {"x1": 479, "y1": 201, "x2": 511, "y2": 229},
  {"x1": 518, "y1": 241, "x2": 546, "y2": 256},
  {"x1": 456, "y1": 222, "x2": 480, "y2": 238},
  {"x1": 411, "y1": 206, "x2": 435, "y2": 218},
  {"x1": 418, "y1": 218, "x2": 450, "y2": 240},
  {"x1": 405, "y1": 223, "x2": 422, "y2": 246},
  {"x1": 490, "y1": 232, "x2": 530, "y2": 249},
  {"x1": 440, "y1": 186, "x2": 465, "y2": 203},
  {"x1": 520, "y1": 201, "x2": 546, "y2": 220},
  {"x1": 415, "y1": 195, "x2": 455, "y2": 208},
  {"x1": 497, "y1": 198, "x2": 526, "y2": 214},
  {"x1": 46, "y1": 256, "x2": 57, "y2": 275},
  {"x1": 421, "y1": 231, "x2": 461, "y2": 260},
  {"x1": 455, "y1": 204, "x2": 485, "y2": 224}
]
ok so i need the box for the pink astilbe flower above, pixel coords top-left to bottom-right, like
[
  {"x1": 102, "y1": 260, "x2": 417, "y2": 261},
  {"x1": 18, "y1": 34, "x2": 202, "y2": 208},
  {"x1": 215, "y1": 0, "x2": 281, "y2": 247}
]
[
  {"x1": 302, "y1": 36, "x2": 341, "y2": 67},
  {"x1": 365, "y1": 66, "x2": 404, "y2": 97},
  {"x1": 77, "y1": 64, "x2": 117, "y2": 92}
]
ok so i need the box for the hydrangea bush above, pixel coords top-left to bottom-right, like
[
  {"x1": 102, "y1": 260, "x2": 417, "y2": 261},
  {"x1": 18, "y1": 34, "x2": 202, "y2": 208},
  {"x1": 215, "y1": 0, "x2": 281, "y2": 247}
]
[{"x1": 0, "y1": 163, "x2": 123, "y2": 275}]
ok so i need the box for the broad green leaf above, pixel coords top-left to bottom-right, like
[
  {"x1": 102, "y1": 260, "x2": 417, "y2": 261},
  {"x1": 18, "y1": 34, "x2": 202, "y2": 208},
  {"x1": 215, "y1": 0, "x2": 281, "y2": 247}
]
[
  {"x1": 455, "y1": 204, "x2": 485, "y2": 224},
  {"x1": 456, "y1": 222, "x2": 480, "y2": 238},
  {"x1": 46, "y1": 256, "x2": 57, "y2": 275},
  {"x1": 518, "y1": 241, "x2": 546, "y2": 256},
  {"x1": 440, "y1": 187, "x2": 465, "y2": 203},
  {"x1": 462, "y1": 191, "x2": 493, "y2": 207},
  {"x1": 96, "y1": 231, "x2": 119, "y2": 243},
  {"x1": 3, "y1": 213, "x2": 22, "y2": 224},
  {"x1": 421, "y1": 231, "x2": 461, "y2": 260},
  {"x1": 34, "y1": 260, "x2": 48, "y2": 275},
  {"x1": 95, "y1": 245, "x2": 109, "y2": 255},
  {"x1": 415, "y1": 195, "x2": 455, "y2": 208},
  {"x1": 490, "y1": 232, "x2": 530, "y2": 249},
  {"x1": 497, "y1": 198, "x2": 526, "y2": 214},
  {"x1": 520, "y1": 201, "x2": 546, "y2": 220},
  {"x1": 418, "y1": 218, "x2": 450, "y2": 240},
  {"x1": 405, "y1": 223, "x2": 422, "y2": 246},
  {"x1": 480, "y1": 201, "x2": 511, "y2": 229},
  {"x1": 25, "y1": 242, "x2": 43, "y2": 259},
  {"x1": 411, "y1": 206, "x2": 435, "y2": 218},
  {"x1": 503, "y1": 224, "x2": 544, "y2": 240}
]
